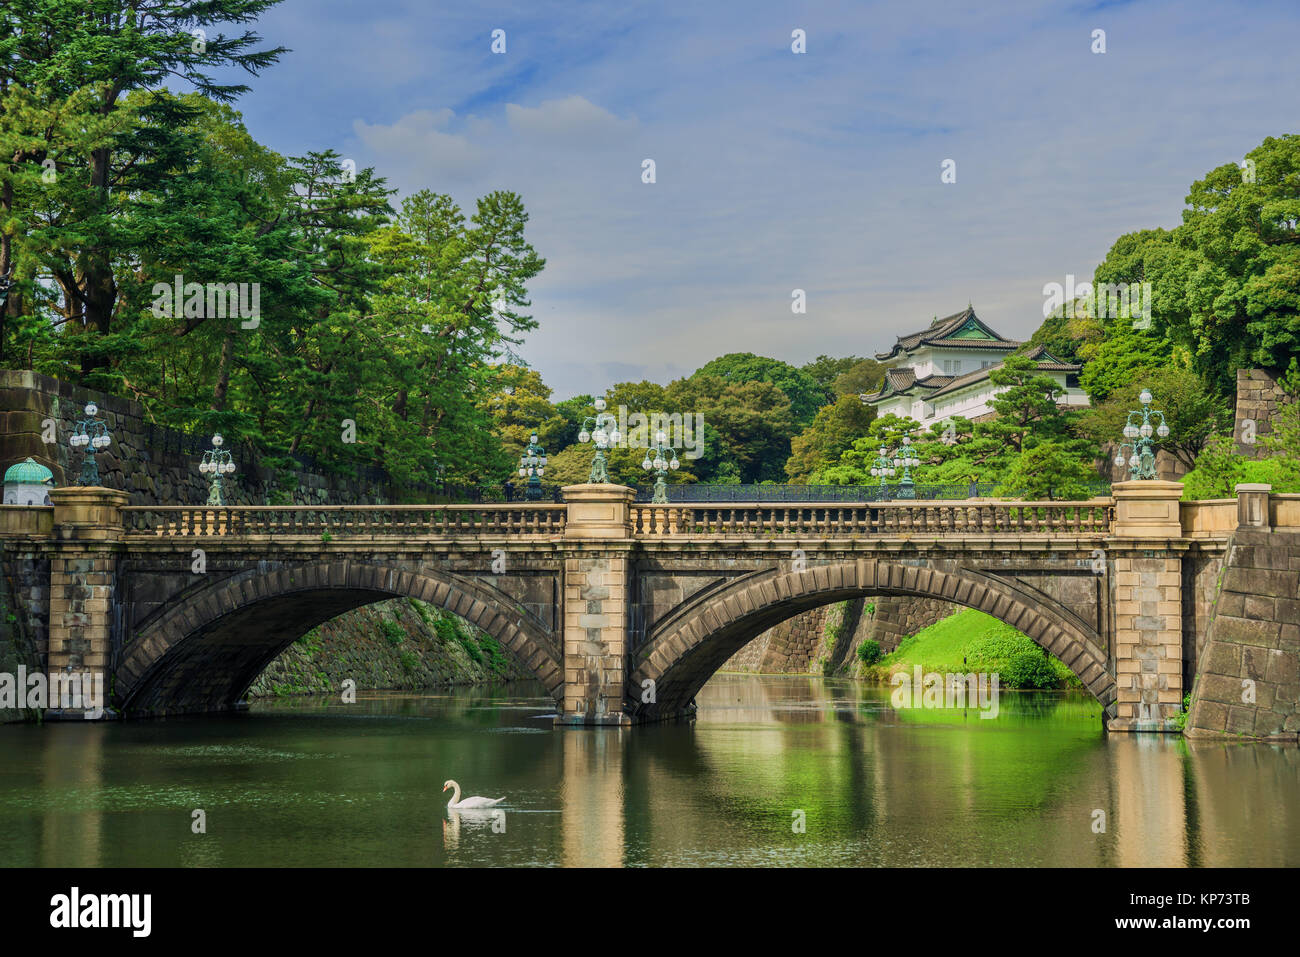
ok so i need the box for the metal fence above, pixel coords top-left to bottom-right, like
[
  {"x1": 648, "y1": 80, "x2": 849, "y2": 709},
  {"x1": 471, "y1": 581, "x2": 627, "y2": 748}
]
[
  {"x1": 438, "y1": 483, "x2": 565, "y2": 504},
  {"x1": 628, "y1": 482, "x2": 1111, "y2": 503}
]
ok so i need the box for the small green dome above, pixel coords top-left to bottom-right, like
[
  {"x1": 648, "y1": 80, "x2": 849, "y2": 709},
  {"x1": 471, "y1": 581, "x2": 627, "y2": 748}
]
[{"x1": 4, "y1": 457, "x2": 54, "y2": 485}]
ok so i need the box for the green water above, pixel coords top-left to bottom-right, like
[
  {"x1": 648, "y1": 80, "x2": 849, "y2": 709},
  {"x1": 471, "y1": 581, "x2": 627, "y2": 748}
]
[{"x1": 0, "y1": 674, "x2": 1296, "y2": 867}]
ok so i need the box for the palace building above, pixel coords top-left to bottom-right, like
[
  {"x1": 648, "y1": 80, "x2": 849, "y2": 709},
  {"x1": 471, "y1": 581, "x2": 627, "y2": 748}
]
[{"x1": 860, "y1": 307, "x2": 1088, "y2": 429}]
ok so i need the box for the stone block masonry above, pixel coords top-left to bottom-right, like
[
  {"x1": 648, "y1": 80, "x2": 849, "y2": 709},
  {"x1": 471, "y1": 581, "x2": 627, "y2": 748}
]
[
  {"x1": 720, "y1": 596, "x2": 956, "y2": 676},
  {"x1": 561, "y1": 554, "x2": 630, "y2": 722},
  {"x1": 247, "y1": 599, "x2": 524, "y2": 698},
  {"x1": 1234, "y1": 368, "x2": 1293, "y2": 457},
  {"x1": 1187, "y1": 526, "x2": 1300, "y2": 740}
]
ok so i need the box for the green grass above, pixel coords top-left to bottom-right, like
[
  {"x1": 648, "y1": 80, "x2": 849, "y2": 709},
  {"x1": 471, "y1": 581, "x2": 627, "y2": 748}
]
[{"x1": 863, "y1": 608, "x2": 1082, "y2": 689}]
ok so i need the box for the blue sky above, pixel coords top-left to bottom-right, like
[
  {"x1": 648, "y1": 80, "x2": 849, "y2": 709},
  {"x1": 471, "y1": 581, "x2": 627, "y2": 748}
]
[{"x1": 222, "y1": 0, "x2": 1299, "y2": 399}]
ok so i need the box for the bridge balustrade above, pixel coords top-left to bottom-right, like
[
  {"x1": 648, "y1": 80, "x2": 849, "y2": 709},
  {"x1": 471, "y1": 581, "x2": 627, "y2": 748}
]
[
  {"x1": 122, "y1": 504, "x2": 568, "y2": 538},
  {"x1": 117, "y1": 499, "x2": 1113, "y2": 540},
  {"x1": 631, "y1": 500, "x2": 1114, "y2": 537}
]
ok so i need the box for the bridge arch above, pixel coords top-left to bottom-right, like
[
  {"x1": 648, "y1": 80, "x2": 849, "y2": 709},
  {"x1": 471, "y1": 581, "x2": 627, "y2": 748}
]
[
  {"x1": 628, "y1": 559, "x2": 1116, "y2": 722},
  {"x1": 116, "y1": 561, "x2": 563, "y2": 716}
]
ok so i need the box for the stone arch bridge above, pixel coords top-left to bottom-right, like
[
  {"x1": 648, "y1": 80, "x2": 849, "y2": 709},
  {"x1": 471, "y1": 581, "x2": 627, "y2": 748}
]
[{"x1": 2, "y1": 481, "x2": 1296, "y2": 736}]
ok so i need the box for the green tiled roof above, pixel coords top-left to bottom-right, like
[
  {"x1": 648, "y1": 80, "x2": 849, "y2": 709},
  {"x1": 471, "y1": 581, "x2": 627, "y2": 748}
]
[{"x1": 4, "y1": 457, "x2": 54, "y2": 484}]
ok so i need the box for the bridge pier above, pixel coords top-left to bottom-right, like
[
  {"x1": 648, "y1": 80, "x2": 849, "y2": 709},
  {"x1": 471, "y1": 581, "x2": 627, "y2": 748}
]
[
  {"x1": 555, "y1": 484, "x2": 636, "y2": 726},
  {"x1": 45, "y1": 487, "x2": 127, "y2": 720},
  {"x1": 1107, "y1": 481, "x2": 1186, "y2": 732}
]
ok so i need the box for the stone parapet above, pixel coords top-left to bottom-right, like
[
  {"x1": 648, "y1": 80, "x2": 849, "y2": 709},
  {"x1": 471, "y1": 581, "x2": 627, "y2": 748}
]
[
  {"x1": 1112, "y1": 480, "x2": 1185, "y2": 540},
  {"x1": 1186, "y1": 517, "x2": 1300, "y2": 741},
  {"x1": 562, "y1": 484, "x2": 634, "y2": 541}
]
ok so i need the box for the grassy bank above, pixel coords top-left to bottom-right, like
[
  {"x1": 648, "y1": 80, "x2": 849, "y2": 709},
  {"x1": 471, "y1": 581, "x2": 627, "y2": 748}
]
[{"x1": 859, "y1": 608, "x2": 1083, "y2": 690}]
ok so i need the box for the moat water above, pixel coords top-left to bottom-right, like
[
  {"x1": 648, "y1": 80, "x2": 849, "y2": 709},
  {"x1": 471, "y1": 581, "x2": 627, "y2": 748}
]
[{"x1": 1, "y1": 674, "x2": 1296, "y2": 867}]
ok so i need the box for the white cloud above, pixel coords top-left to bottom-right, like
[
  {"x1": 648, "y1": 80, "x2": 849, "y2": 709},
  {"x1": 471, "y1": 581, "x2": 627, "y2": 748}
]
[
  {"x1": 505, "y1": 95, "x2": 636, "y2": 147},
  {"x1": 352, "y1": 109, "x2": 484, "y2": 181},
  {"x1": 236, "y1": 0, "x2": 1300, "y2": 400}
]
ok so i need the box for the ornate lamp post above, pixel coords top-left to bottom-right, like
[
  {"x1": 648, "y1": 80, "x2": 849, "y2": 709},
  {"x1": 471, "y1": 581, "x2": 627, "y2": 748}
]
[
  {"x1": 199, "y1": 433, "x2": 236, "y2": 505},
  {"x1": 868, "y1": 433, "x2": 920, "y2": 500},
  {"x1": 894, "y1": 434, "x2": 921, "y2": 499},
  {"x1": 869, "y1": 443, "x2": 897, "y2": 498},
  {"x1": 578, "y1": 398, "x2": 622, "y2": 484},
  {"x1": 69, "y1": 402, "x2": 111, "y2": 486},
  {"x1": 641, "y1": 428, "x2": 680, "y2": 503},
  {"x1": 1114, "y1": 387, "x2": 1170, "y2": 481},
  {"x1": 517, "y1": 431, "x2": 548, "y2": 501}
]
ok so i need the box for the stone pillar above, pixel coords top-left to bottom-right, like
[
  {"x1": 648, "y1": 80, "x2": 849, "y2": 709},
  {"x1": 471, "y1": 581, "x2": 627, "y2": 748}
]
[
  {"x1": 45, "y1": 487, "x2": 128, "y2": 720},
  {"x1": 1108, "y1": 480, "x2": 1184, "y2": 732},
  {"x1": 1235, "y1": 483, "x2": 1271, "y2": 529},
  {"x1": 557, "y1": 484, "x2": 634, "y2": 726}
]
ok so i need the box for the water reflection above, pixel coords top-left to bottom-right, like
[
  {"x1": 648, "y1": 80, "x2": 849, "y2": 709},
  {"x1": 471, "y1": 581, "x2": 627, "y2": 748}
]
[{"x1": 0, "y1": 675, "x2": 1295, "y2": 867}]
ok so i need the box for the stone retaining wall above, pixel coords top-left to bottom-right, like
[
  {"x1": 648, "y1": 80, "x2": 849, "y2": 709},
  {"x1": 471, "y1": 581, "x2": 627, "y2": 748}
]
[
  {"x1": 0, "y1": 552, "x2": 46, "y2": 722},
  {"x1": 247, "y1": 598, "x2": 524, "y2": 698},
  {"x1": 863, "y1": 595, "x2": 955, "y2": 654},
  {"x1": 721, "y1": 595, "x2": 959, "y2": 676},
  {"x1": 1186, "y1": 526, "x2": 1300, "y2": 740},
  {"x1": 720, "y1": 605, "x2": 830, "y2": 674},
  {"x1": 1234, "y1": 369, "x2": 1292, "y2": 457}
]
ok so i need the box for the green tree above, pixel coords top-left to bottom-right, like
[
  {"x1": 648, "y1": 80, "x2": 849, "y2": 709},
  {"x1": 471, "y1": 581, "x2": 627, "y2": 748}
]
[
  {"x1": 800, "y1": 355, "x2": 884, "y2": 401},
  {"x1": 1077, "y1": 365, "x2": 1230, "y2": 472},
  {"x1": 997, "y1": 442, "x2": 1097, "y2": 500},
  {"x1": 1172, "y1": 135, "x2": 1300, "y2": 397},
  {"x1": 694, "y1": 353, "x2": 824, "y2": 426},
  {"x1": 964, "y1": 354, "x2": 1091, "y2": 474},
  {"x1": 785, "y1": 393, "x2": 874, "y2": 482},
  {"x1": 488, "y1": 365, "x2": 565, "y2": 475},
  {"x1": 0, "y1": 0, "x2": 287, "y2": 374},
  {"x1": 1076, "y1": 324, "x2": 1174, "y2": 402},
  {"x1": 814, "y1": 414, "x2": 925, "y2": 485}
]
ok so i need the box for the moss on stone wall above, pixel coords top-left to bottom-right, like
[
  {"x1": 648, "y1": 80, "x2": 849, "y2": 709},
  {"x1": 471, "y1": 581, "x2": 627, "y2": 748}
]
[
  {"x1": 0, "y1": 565, "x2": 43, "y2": 722},
  {"x1": 247, "y1": 597, "x2": 524, "y2": 698}
]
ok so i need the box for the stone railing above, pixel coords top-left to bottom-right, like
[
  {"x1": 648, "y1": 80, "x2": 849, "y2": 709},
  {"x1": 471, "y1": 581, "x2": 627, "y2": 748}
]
[
  {"x1": 122, "y1": 504, "x2": 568, "y2": 539},
  {"x1": 1179, "y1": 499, "x2": 1237, "y2": 538},
  {"x1": 1270, "y1": 493, "x2": 1300, "y2": 528},
  {"x1": 631, "y1": 500, "x2": 1114, "y2": 537}
]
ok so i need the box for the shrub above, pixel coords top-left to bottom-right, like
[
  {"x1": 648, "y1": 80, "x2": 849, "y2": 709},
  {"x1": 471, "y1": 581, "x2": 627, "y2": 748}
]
[
  {"x1": 857, "y1": 639, "x2": 882, "y2": 665},
  {"x1": 965, "y1": 628, "x2": 1040, "y2": 666},
  {"x1": 433, "y1": 616, "x2": 462, "y2": 644},
  {"x1": 458, "y1": 635, "x2": 484, "y2": 665},
  {"x1": 407, "y1": 597, "x2": 435, "y2": 626},
  {"x1": 476, "y1": 633, "x2": 510, "y2": 677},
  {"x1": 399, "y1": 650, "x2": 420, "y2": 675},
  {"x1": 1001, "y1": 649, "x2": 1059, "y2": 689},
  {"x1": 380, "y1": 620, "x2": 405, "y2": 646}
]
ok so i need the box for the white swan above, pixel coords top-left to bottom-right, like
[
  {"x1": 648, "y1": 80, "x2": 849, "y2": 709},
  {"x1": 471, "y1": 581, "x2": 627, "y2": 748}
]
[{"x1": 442, "y1": 779, "x2": 505, "y2": 810}]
